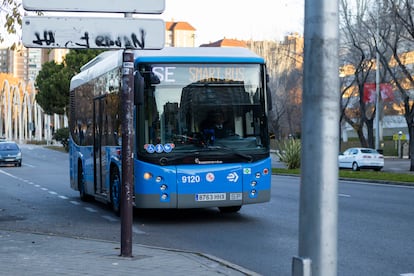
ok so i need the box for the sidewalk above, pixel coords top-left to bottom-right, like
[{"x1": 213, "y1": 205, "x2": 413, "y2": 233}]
[{"x1": 0, "y1": 229, "x2": 258, "y2": 276}]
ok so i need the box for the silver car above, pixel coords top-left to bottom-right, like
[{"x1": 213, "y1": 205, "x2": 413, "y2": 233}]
[
  {"x1": 338, "y1": 147, "x2": 384, "y2": 171},
  {"x1": 0, "y1": 141, "x2": 22, "y2": 167}
]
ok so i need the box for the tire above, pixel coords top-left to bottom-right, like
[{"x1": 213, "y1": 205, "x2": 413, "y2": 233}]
[
  {"x1": 78, "y1": 162, "x2": 91, "y2": 201},
  {"x1": 374, "y1": 167, "x2": 382, "y2": 171},
  {"x1": 218, "y1": 206, "x2": 242, "y2": 213},
  {"x1": 352, "y1": 162, "x2": 360, "y2": 171},
  {"x1": 110, "y1": 169, "x2": 121, "y2": 216}
]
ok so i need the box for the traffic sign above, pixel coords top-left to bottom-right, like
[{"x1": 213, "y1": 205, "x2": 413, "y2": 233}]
[
  {"x1": 22, "y1": 16, "x2": 165, "y2": 49},
  {"x1": 23, "y1": 0, "x2": 165, "y2": 14},
  {"x1": 393, "y1": 133, "x2": 408, "y2": 141}
]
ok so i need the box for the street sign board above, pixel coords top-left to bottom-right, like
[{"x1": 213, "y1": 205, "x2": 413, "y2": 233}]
[
  {"x1": 393, "y1": 133, "x2": 408, "y2": 141},
  {"x1": 22, "y1": 16, "x2": 165, "y2": 49},
  {"x1": 23, "y1": 0, "x2": 165, "y2": 14}
]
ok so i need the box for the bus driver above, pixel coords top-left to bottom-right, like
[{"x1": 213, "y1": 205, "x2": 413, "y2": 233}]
[{"x1": 201, "y1": 111, "x2": 231, "y2": 144}]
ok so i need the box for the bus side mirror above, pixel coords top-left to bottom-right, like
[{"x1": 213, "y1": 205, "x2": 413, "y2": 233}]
[
  {"x1": 266, "y1": 84, "x2": 272, "y2": 111},
  {"x1": 134, "y1": 71, "x2": 144, "y2": 105},
  {"x1": 266, "y1": 73, "x2": 272, "y2": 111}
]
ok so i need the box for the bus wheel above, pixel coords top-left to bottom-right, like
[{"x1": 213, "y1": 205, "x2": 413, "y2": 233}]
[
  {"x1": 218, "y1": 206, "x2": 242, "y2": 213},
  {"x1": 110, "y1": 169, "x2": 121, "y2": 216},
  {"x1": 78, "y1": 163, "x2": 91, "y2": 202}
]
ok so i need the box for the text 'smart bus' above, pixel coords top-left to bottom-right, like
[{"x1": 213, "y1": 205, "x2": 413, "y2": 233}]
[{"x1": 69, "y1": 47, "x2": 272, "y2": 214}]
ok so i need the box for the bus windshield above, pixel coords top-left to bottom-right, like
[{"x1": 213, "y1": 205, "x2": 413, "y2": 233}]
[{"x1": 137, "y1": 63, "x2": 269, "y2": 164}]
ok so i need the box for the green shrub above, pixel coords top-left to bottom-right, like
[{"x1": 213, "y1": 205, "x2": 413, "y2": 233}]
[
  {"x1": 276, "y1": 139, "x2": 301, "y2": 169},
  {"x1": 53, "y1": 127, "x2": 69, "y2": 152}
]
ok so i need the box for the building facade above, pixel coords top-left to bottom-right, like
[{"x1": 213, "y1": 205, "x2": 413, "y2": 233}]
[{"x1": 165, "y1": 21, "x2": 196, "y2": 47}]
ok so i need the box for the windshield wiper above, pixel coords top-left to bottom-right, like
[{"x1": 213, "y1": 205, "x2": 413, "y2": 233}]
[{"x1": 207, "y1": 144, "x2": 253, "y2": 162}]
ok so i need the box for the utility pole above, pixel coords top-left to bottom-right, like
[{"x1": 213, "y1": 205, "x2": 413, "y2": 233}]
[{"x1": 292, "y1": 0, "x2": 339, "y2": 275}]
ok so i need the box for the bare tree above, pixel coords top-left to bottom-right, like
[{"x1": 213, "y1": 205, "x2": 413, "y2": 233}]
[
  {"x1": 340, "y1": 0, "x2": 377, "y2": 147},
  {"x1": 378, "y1": 0, "x2": 414, "y2": 170},
  {"x1": 248, "y1": 39, "x2": 303, "y2": 139}
]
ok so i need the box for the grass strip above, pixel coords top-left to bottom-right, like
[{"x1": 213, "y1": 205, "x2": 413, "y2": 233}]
[{"x1": 272, "y1": 168, "x2": 414, "y2": 185}]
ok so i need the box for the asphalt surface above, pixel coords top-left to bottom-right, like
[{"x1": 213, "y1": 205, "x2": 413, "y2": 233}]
[{"x1": 1, "y1": 146, "x2": 411, "y2": 276}]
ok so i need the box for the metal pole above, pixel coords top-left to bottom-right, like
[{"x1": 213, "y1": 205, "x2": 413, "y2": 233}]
[
  {"x1": 375, "y1": 1, "x2": 381, "y2": 150},
  {"x1": 120, "y1": 49, "x2": 134, "y2": 257},
  {"x1": 398, "y1": 131, "x2": 402, "y2": 158},
  {"x1": 293, "y1": 0, "x2": 339, "y2": 275}
]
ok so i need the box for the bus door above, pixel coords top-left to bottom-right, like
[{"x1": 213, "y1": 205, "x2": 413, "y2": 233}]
[{"x1": 93, "y1": 95, "x2": 107, "y2": 196}]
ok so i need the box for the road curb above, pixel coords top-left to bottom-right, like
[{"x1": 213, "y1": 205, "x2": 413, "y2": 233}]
[{"x1": 272, "y1": 172, "x2": 414, "y2": 187}]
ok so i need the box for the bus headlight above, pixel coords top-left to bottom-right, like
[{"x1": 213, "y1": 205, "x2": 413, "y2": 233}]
[
  {"x1": 161, "y1": 193, "x2": 168, "y2": 200},
  {"x1": 143, "y1": 172, "x2": 152, "y2": 180},
  {"x1": 251, "y1": 181, "x2": 257, "y2": 187},
  {"x1": 160, "y1": 184, "x2": 167, "y2": 191}
]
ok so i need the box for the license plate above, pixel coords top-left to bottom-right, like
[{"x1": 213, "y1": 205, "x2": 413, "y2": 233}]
[{"x1": 195, "y1": 193, "x2": 226, "y2": 202}]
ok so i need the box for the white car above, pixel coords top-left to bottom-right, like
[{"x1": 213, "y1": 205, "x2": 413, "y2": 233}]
[{"x1": 338, "y1": 147, "x2": 384, "y2": 171}]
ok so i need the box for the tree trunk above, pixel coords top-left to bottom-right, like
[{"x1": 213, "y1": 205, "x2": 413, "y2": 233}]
[{"x1": 409, "y1": 124, "x2": 414, "y2": 171}]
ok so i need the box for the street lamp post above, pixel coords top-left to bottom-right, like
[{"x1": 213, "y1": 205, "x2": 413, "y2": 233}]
[{"x1": 375, "y1": 1, "x2": 381, "y2": 151}]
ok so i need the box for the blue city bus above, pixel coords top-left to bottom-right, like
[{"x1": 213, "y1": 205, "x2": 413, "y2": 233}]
[{"x1": 69, "y1": 47, "x2": 272, "y2": 214}]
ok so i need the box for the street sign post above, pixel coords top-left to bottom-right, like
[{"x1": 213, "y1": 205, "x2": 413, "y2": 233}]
[
  {"x1": 120, "y1": 50, "x2": 135, "y2": 257},
  {"x1": 22, "y1": 16, "x2": 165, "y2": 50},
  {"x1": 23, "y1": 0, "x2": 165, "y2": 14},
  {"x1": 22, "y1": 0, "x2": 165, "y2": 258}
]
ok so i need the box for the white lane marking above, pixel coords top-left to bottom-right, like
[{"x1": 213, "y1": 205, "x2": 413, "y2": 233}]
[
  {"x1": 1, "y1": 169, "x2": 138, "y2": 228},
  {"x1": 342, "y1": 180, "x2": 414, "y2": 189},
  {"x1": 339, "y1": 193, "x2": 351, "y2": 197},
  {"x1": 1, "y1": 170, "x2": 71, "y2": 201},
  {"x1": 400, "y1": 274, "x2": 414, "y2": 276},
  {"x1": 84, "y1": 207, "x2": 98, "y2": 213},
  {"x1": 101, "y1": 215, "x2": 118, "y2": 222},
  {"x1": 133, "y1": 226, "x2": 146, "y2": 235},
  {"x1": 0, "y1": 169, "x2": 18, "y2": 178},
  {"x1": 23, "y1": 163, "x2": 35, "y2": 168}
]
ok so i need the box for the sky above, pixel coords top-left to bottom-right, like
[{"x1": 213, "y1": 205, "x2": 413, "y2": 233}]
[
  {"x1": 0, "y1": 0, "x2": 304, "y2": 47},
  {"x1": 159, "y1": 0, "x2": 304, "y2": 45}
]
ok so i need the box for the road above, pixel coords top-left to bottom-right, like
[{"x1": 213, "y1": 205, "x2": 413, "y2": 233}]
[{"x1": 0, "y1": 145, "x2": 413, "y2": 275}]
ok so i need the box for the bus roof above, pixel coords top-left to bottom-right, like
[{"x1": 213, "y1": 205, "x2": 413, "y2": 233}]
[
  {"x1": 133, "y1": 47, "x2": 265, "y2": 64},
  {"x1": 70, "y1": 47, "x2": 265, "y2": 90}
]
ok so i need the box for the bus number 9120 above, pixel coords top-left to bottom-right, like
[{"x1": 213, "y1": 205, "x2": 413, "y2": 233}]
[{"x1": 182, "y1": 175, "x2": 201, "y2": 183}]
